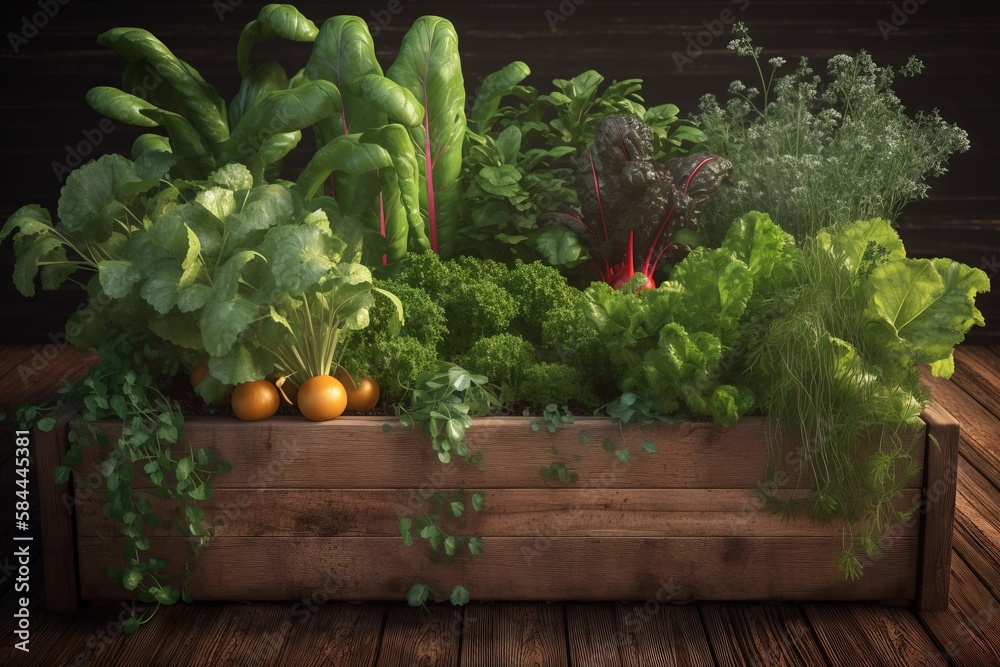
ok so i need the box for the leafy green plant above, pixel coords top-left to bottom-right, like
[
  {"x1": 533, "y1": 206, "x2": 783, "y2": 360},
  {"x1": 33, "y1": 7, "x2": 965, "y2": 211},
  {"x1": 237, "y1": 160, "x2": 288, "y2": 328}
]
[
  {"x1": 397, "y1": 362, "x2": 501, "y2": 464},
  {"x1": 398, "y1": 490, "x2": 485, "y2": 557},
  {"x1": 458, "y1": 68, "x2": 706, "y2": 266},
  {"x1": 738, "y1": 217, "x2": 989, "y2": 577},
  {"x1": 22, "y1": 332, "x2": 230, "y2": 632},
  {"x1": 695, "y1": 22, "x2": 970, "y2": 243}
]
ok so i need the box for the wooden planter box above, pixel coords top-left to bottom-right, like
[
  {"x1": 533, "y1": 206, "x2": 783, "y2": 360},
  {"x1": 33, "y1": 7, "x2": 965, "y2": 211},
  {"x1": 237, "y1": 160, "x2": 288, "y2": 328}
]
[{"x1": 36, "y1": 405, "x2": 958, "y2": 612}]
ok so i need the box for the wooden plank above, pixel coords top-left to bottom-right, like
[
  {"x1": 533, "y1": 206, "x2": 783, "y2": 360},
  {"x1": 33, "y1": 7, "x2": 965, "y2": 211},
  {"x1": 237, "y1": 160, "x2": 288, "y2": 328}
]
[
  {"x1": 377, "y1": 604, "x2": 462, "y2": 667},
  {"x1": 919, "y1": 556, "x2": 1000, "y2": 667},
  {"x1": 77, "y1": 536, "x2": 920, "y2": 603},
  {"x1": 460, "y1": 602, "x2": 567, "y2": 667},
  {"x1": 922, "y1": 369, "x2": 1000, "y2": 484},
  {"x1": 276, "y1": 602, "x2": 384, "y2": 667},
  {"x1": 87, "y1": 601, "x2": 188, "y2": 667},
  {"x1": 953, "y1": 457, "x2": 1000, "y2": 596},
  {"x1": 77, "y1": 416, "x2": 926, "y2": 489},
  {"x1": 699, "y1": 603, "x2": 828, "y2": 667},
  {"x1": 952, "y1": 346, "x2": 1000, "y2": 419},
  {"x1": 13, "y1": 604, "x2": 130, "y2": 667},
  {"x1": 189, "y1": 603, "x2": 294, "y2": 667},
  {"x1": 615, "y1": 601, "x2": 714, "y2": 667},
  {"x1": 917, "y1": 403, "x2": 960, "y2": 611},
  {"x1": 0, "y1": 346, "x2": 96, "y2": 412},
  {"x1": 72, "y1": 488, "x2": 924, "y2": 538},
  {"x1": 803, "y1": 603, "x2": 945, "y2": 666},
  {"x1": 34, "y1": 405, "x2": 81, "y2": 612},
  {"x1": 566, "y1": 602, "x2": 713, "y2": 666}
]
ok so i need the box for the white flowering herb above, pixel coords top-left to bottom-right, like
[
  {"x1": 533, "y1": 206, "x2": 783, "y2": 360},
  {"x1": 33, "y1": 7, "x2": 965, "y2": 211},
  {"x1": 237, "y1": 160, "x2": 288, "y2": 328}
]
[{"x1": 695, "y1": 24, "x2": 970, "y2": 243}]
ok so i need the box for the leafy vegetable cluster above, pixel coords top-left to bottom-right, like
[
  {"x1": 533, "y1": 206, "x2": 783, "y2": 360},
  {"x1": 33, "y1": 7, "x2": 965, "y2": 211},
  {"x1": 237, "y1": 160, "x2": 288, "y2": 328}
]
[
  {"x1": 695, "y1": 23, "x2": 970, "y2": 243},
  {"x1": 342, "y1": 253, "x2": 606, "y2": 406}
]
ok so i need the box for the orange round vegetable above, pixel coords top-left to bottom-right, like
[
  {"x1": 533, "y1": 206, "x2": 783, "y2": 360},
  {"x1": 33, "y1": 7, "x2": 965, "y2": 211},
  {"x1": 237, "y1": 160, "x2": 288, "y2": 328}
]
[
  {"x1": 190, "y1": 362, "x2": 209, "y2": 388},
  {"x1": 336, "y1": 368, "x2": 380, "y2": 412},
  {"x1": 231, "y1": 380, "x2": 280, "y2": 421},
  {"x1": 297, "y1": 375, "x2": 348, "y2": 421}
]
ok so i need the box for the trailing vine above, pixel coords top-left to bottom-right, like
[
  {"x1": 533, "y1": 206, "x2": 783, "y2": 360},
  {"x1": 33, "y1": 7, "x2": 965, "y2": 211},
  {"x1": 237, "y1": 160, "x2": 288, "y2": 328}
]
[
  {"x1": 395, "y1": 362, "x2": 499, "y2": 606},
  {"x1": 21, "y1": 332, "x2": 229, "y2": 633}
]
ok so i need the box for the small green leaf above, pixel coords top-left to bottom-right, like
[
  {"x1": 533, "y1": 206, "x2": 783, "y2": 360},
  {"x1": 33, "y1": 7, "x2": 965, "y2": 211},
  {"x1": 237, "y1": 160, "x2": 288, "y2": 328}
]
[
  {"x1": 398, "y1": 517, "x2": 412, "y2": 537},
  {"x1": 381, "y1": 422, "x2": 392, "y2": 433},
  {"x1": 471, "y1": 492, "x2": 485, "y2": 512},
  {"x1": 449, "y1": 585, "x2": 470, "y2": 606},
  {"x1": 37, "y1": 417, "x2": 57, "y2": 432},
  {"x1": 176, "y1": 457, "x2": 194, "y2": 481},
  {"x1": 53, "y1": 466, "x2": 71, "y2": 484},
  {"x1": 642, "y1": 440, "x2": 658, "y2": 454},
  {"x1": 122, "y1": 617, "x2": 142, "y2": 635},
  {"x1": 615, "y1": 449, "x2": 630, "y2": 463},
  {"x1": 602, "y1": 438, "x2": 614, "y2": 452},
  {"x1": 449, "y1": 501, "x2": 464, "y2": 518},
  {"x1": 407, "y1": 583, "x2": 430, "y2": 607}
]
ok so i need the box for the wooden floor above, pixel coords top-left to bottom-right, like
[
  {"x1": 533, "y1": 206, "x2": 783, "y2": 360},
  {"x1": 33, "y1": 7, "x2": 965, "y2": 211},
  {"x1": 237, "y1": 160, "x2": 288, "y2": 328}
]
[{"x1": 0, "y1": 344, "x2": 998, "y2": 666}]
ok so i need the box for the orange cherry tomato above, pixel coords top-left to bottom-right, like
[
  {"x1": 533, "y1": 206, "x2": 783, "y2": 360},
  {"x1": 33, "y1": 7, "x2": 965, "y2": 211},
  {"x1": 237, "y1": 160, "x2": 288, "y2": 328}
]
[
  {"x1": 231, "y1": 380, "x2": 280, "y2": 421},
  {"x1": 336, "y1": 369, "x2": 381, "y2": 412},
  {"x1": 190, "y1": 362, "x2": 209, "y2": 388}
]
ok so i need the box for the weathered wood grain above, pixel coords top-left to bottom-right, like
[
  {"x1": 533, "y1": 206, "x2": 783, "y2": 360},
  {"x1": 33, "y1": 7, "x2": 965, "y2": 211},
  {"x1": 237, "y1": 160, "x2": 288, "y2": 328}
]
[
  {"x1": 76, "y1": 536, "x2": 920, "y2": 603},
  {"x1": 919, "y1": 556, "x2": 1000, "y2": 667},
  {"x1": 567, "y1": 602, "x2": 714, "y2": 667},
  {"x1": 699, "y1": 603, "x2": 828, "y2": 667},
  {"x1": 803, "y1": 603, "x2": 945, "y2": 666},
  {"x1": 460, "y1": 602, "x2": 568, "y2": 667},
  {"x1": 276, "y1": 602, "x2": 384, "y2": 667},
  {"x1": 72, "y1": 487, "x2": 924, "y2": 539},
  {"x1": 953, "y1": 457, "x2": 1000, "y2": 597},
  {"x1": 76, "y1": 416, "x2": 926, "y2": 490},
  {"x1": 918, "y1": 403, "x2": 960, "y2": 611},
  {"x1": 922, "y1": 369, "x2": 1000, "y2": 484},
  {"x1": 952, "y1": 346, "x2": 1000, "y2": 419},
  {"x1": 376, "y1": 604, "x2": 462, "y2": 667}
]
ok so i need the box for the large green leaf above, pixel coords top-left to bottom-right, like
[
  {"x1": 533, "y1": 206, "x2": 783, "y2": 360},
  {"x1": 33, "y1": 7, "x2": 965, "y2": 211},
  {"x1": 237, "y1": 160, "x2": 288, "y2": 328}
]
[
  {"x1": 263, "y1": 226, "x2": 338, "y2": 293},
  {"x1": 818, "y1": 218, "x2": 906, "y2": 279},
  {"x1": 208, "y1": 343, "x2": 274, "y2": 385},
  {"x1": 387, "y1": 16, "x2": 467, "y2": 258},
  {"x1": 469, "y1": 61, "x2": 530, "y2": 132},
  {"x1": 305, "y1": 16, "x2": 386, "y2": 137},
  {"x1": 721, "y1": 211, "x2": 796, "y2": 282},
  {"x1": 1, "y1": 205, "x2": 52, "y2": 244},
  {"x1": 201, "y1": 296, "x2": 259, "y2": 356},
  {"x1": 138, "y1": 107, "x2": 215, "y2": 177},
  {"x1": 13, "y1": 236, "x2": 62, "y2": 297},
  {"x1": 356, "y1": 74, "x2": 424, "y2": 128},
  {"x1": 229, "y1": 61, "x2": 289, "y2": 128},
  {"x1": 139, "y1": 259, "x2": 183, "y2": 314},
  {"x1": 361, "y1": 125, "x2": 427, "y2": 261},
  {"x1": 871, "y1": 257, "x2": 990, "y2": 368},
  {"x1": 296, "y1": 135, "x2": 393, "y2": 200},
  {"x1": 222, "y1": 81, "x2": 340, "y2": 173},
  {"x1": 98, "y1": 260, "x2": 140, "y2": 299},
  {"x1": 57, "y1": 154, "x2": 141, "y2": 242},
  {"x1": 213, "y1": 250, "x2": 261, "y2": 302},
  {"x1": 237, "y1": 5, "x2": 318, "y2": 76},
  {"x1": 670, "y1": 247, "x2": 753, "y2": 345},
  {"x1": 225, "y1": 184, "x2": 295, "y2": 244},
  {"x1": 98, "y1": 28, "x2": 229, "y2": 150},
  {"x1": 86, "y1": 87, "x2": 160, "y2": 127}
]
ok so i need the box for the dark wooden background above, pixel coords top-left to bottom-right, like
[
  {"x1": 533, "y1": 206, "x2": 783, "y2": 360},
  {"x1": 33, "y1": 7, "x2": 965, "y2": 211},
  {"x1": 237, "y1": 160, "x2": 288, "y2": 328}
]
[{"x1": 1, "y1": 0, "x2": 997, "y2": 343}]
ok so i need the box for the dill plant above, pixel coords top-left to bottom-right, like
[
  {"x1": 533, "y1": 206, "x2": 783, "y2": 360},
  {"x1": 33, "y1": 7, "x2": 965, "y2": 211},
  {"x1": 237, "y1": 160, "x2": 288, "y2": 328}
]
[
  {"x1": 695, "y1": 22, "x2": 970, "y2": 243},
  {"x1": 741, "y1": 225, "x2": 934, "y2": 579}
]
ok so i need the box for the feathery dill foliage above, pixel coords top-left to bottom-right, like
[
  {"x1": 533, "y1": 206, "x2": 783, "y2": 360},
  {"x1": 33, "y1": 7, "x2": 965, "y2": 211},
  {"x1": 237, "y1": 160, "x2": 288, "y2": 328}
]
[
  {"x1": 695, "y1": 22, "x2": 970, "y2": 243},
  {"x1": 741, "y1": 235, "x2": 927, "y2": 579}
]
